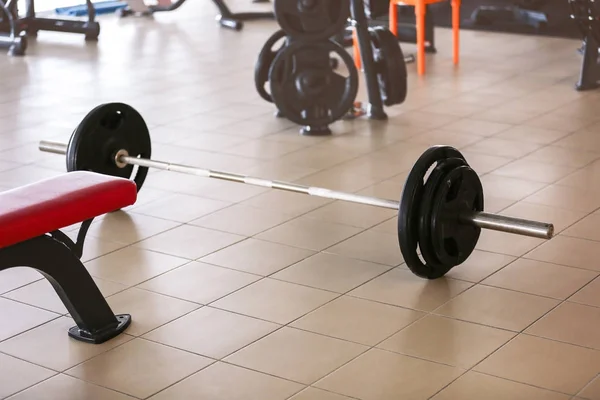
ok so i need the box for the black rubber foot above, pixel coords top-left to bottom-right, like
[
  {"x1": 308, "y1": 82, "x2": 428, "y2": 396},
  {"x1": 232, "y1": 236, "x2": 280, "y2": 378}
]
[
  {"x1": 68, "y1": 314, "x2": 131, "y2": 344},
  {"x1": 425, "y1": 46, "x2": 437, "y2": 54},
  {"x1": 575, "y1": 82, "x2": 600, "y2": 91},
  {"x1": 274, "y1": 110, "x2": 285, "y2": 119},
  {"x1": 301, "y1": 126, "x2": 332, "y2": 136},
  {"x1": 368, "y1": 107, "x2": 388, "y2": 121}
]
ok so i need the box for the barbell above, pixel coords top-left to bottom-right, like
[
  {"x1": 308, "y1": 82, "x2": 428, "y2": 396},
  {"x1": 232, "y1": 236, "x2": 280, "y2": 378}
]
[{"x1": 38, "y1": 102, "x2": 554, "y2": 279}]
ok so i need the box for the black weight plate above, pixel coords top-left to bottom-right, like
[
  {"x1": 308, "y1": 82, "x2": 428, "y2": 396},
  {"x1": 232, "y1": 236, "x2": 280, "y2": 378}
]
[
  {"x1": 397, "y1": 145, "x2": 468, "y2": 279},
  {"x1": 255, "y1": 29, "x2": 288, "y2": 103},
  {"x1": 274, "y1": 0, "x2": 350, "y2": 42},
  {"x1": 430, "y1": 165, "x2": 484, "y2": 268},
  {"x1": 418, "y1": 157, "x2": 467, "y2": 269},
  {"x1": 66, "y1": 103, "x2": 151, "y2": 192},
  {"x1": 370, "y1": 26, "x2": 407, "y2": 106},
  {"x1": 269, "y1": 40, "x2": 359, "y2": 127}
]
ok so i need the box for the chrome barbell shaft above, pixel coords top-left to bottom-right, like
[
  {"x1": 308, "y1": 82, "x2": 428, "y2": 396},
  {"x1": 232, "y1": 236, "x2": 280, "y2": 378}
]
[{"x1": 39, "y1": 140, "x2": 554, "y2": 239}]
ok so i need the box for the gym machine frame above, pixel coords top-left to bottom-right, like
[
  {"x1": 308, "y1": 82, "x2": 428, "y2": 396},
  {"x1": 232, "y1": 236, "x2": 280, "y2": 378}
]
[
  {"x1": 0, "y1": 0, "x2": 99, "y2": 56},
  {"x1": 39, "y1": 140, "x2": 554, "y2": 240},
  {"x1": 213, "y1": 0, "x2": 274, "y2": 31}
]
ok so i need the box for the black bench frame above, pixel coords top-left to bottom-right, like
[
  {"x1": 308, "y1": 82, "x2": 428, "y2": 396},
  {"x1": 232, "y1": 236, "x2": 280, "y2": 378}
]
[
  {"x1": 0, "y1": 0, "x2": 100, "y2": 56},
  {"x1": 0, "y1": 218, "x2": 131, "y2": 344}
]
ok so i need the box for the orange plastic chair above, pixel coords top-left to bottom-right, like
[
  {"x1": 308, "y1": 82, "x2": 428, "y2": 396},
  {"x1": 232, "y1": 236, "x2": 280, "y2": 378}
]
[{"x1": 390, "y1": 0, "x2": 461, "y2": 75}]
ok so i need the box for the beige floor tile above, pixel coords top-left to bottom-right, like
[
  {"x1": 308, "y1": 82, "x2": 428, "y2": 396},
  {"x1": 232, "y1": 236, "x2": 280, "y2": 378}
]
[
  {"x1": 80, "y1": 238, "x2": 125, "y2": 263},
  {"x1": 139, "y1": 261, "x2": 259, "y2": 304},
  {"x1": 579, "y1": 376, "x2": 600, "y2": 400},
  {"x1": 201, "y1": 238, "x2": 314, "y2": 276},
  {"x1": 0, "y1": 317, "x2": 132, "y2": 372},
  {"x1": 315, "y1": 348, "x2": 463, "y2": 400},
  {"x1": 0, "y1": 353, "x2": 55, "y2": 399},
  {"x1": 0, "y1": 268, "x2": 42, "y2": 295},
  {"x1": 444, "y1": 250, "x2": 516, "y2": 283},
  {"x1": 273, "y1": 253, "x2": 391, "y2": 293},
  {"x1": 148, "y1": 362, "x2": 303, "y2": 400},
  {"x1": 222, "y1": 139, "x2": 307, "y2": 160},
  {"x1": 289, "y1": 387, "x2": 353, "y2": 400},
  {"x1": 242, "y1": 191, "x2": 333, "y2": 217},
  {"x1": 326, "y1": 230, "x2": 403, "y2": 266},
  {"x1": 134, "y1": 224, "x2": 244, "y2": 260},
  {"x1": 482, "y1": 258, "x2": 597, "y2": 300},
  {"x1": 474, "y1": 334, "x2": 600, "y2": 395},
  {"x1": 105, "y1": 288, "x2": 198, "y2": 336},
  {"x1": 491, "y1": 159, "x2": 577, "y2": 184},
  {"x1": 463, "y1": 138, "x2": 541, "y2": 158},
  {"x1": 399, "y1": 311, "x2": 516, "y2": 363},
  {"x1": 225, "y1": 327, "x2": 366, "y2": 385},
  {"x1": 432, "y1": 371, "x2": 571, "y2": 400},
  {"x1": 526, "y1": 236, "x2": 600, "y2": 272},
  {"x1": 564, "y1": 214, "x2": 600, "y2": 241},
  {"x1": 7, "y1": 374, "x2": 137, "y2": 400},
  {"x1": 571, "y1": 276, "x2": 600, "y2": 307},
  {"x1": 480, "y1": 174, "x2": 547, "y2": 201},
  {"x1": 476, "y1": 229, "x2": 545, "y2": 257},
  {"x1": 143, "y1": 307, "x2": 279, "y2": 359},
  {"x1": 190, "y1": 204, "x2": 294, "y2": 236},
  {"x1": 292, "y1": 295, "x2": 423, "y2": 346},
  {"x1": 303, "y1": 201, "x2": 396, "y2": 229},
  {"x1": 85, "y1": 247, "x2": 188, "y2": 286},
  {"x1": 255, "y1": 217, "x2": 362, "y2": 252},
  {"x1": 526, "y1": 113, "x2": 595, "y2": 133},
  {"x1": 455, "y1": 151, "x2": 513, "y2": 175},
  {"x1": 527, "y1": 302, "x2": 600, "y2": 350},
  {"x1": 406, "y1": 129, "x2": 483, "y2": 148},
  {"x1": 523, "y1": 145, "x2": 600, "y2": 168},
  {"x1": 494, "y1": 125, "x2": 570, "y2": 144},
  {"x1": 524, "y1": 184, "x2": 600, "y2": 213},
  {"x1": 442, "y1": 118, "x2": 512, "y2": 136},
  {"x1": 132, "y1": 193, "x2": 230, "y2": 223},
  {"x1": 435, "y1": 284, "x2": 559, "y2": 331},
  {"x1": 555, "y1": 130, "x2": 600, "y2": 152},
  {"x1": 557, "y1": 162, "x2": 600, "y2": 191},
  {"x1": 86, "y1": 212, "x2": 180, "y2": 244},
  {"x1": 3, "y1": 277, "x2": 127, "y2": 314},
  {"x1": 349, "y1": 268, "x2": 472, "y2": 312},
  {"x1": 212, "y1": 278, "x2": 337, "y2": 324},
  {"x1": 0, "y1": 297, "x2": 58, "y2": 341},
  {"x1": 66, "y1": 338, "x2": 212, "y2": 399}
]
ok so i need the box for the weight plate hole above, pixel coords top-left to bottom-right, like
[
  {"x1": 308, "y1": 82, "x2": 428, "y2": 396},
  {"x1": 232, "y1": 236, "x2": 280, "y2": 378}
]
[
  {"x1": 100, "y1": 110, "x2": 125, "y2": 131},
  {"x1": 444, "y1": 238, "x2": 459, "y2": 258},
  {"x1": 446, "y1": 179, "x2": 461, "y2": 202}
]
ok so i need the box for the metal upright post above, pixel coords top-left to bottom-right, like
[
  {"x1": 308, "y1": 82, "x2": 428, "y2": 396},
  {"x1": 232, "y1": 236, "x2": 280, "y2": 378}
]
[{"x1": 350, "y1": 0, "x2": 387, "y2": 120}]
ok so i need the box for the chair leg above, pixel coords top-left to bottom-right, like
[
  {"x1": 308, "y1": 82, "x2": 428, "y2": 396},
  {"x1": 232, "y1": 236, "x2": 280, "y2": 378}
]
[
  {"x1": 352, "y1": 28, "x2": 361, "y2": 70},
  {"x1": 389, "y1": 1, "x2": 398, "y2": 36},
  {"x1": 415, "y1": 1, "x2": 426, "y2": 75},
  {"x1": 452, "y1": 0, "x2": 460, "y2": 65}
]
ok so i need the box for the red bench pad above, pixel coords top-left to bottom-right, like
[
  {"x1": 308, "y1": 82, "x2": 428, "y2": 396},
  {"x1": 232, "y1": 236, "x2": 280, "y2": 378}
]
[{"x1": 0, "y1": 171, "x2": 137, "y2": 249}]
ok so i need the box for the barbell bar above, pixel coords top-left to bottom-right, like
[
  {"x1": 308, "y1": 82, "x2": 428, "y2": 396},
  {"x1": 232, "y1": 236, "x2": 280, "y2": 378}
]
[{"x1": 39, "y1": 140, "x2": 554, "y2": 240}]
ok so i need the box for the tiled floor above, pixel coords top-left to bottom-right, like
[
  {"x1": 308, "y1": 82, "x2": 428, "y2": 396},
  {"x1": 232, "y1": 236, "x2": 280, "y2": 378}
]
[{"x1": 1, "y1": 1, "x2": 600, "y2": 399}]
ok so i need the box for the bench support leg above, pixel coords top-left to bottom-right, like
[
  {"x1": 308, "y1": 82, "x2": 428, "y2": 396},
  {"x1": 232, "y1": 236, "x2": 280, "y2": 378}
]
[{"x1": 0, "y1": 235, "x2": 131, "y2": 344}]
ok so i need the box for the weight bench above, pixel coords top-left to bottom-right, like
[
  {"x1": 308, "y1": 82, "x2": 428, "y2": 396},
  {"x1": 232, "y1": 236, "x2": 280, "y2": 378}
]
[{"x1": 0, "y1": 171, "x2": 136, "y2": 344}]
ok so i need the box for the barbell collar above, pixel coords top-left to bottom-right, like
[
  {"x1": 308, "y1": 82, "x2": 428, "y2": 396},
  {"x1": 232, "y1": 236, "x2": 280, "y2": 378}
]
[{"x1": 38, "y1": 140, "x2": 554, "y2": 240}]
